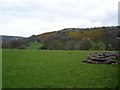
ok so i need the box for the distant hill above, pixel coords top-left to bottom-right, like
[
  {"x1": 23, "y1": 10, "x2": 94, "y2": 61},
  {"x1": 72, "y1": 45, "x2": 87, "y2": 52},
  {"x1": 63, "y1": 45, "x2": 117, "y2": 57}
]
[
  {"x1": 2, "y1": 26, "x2": 119, "y2": 50},
  {"x1": 1, "y1": 35, "x2": 26, "y2": 49},
  {"x1": 1, "y1": 35, "x2": 24, "y2": 42},
  {"x1": 36, "y1": 26, "x2": 118, "y2": 50}
]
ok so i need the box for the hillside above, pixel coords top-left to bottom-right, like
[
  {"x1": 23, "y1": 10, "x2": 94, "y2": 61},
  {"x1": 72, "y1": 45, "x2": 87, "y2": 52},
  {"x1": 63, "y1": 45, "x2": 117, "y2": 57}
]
[
  {"x1": 2, "y1": 26, "x2": 119, "y2": 50},
  {"x1": 1, "y1": 35, "x2": 25, "y2": 49},
  {"x1": 37, "y1": 26, "x2": 118, "y2": 50},
  {"x1": 1, "y1": 35, "x2": 24, "y2": 42}
]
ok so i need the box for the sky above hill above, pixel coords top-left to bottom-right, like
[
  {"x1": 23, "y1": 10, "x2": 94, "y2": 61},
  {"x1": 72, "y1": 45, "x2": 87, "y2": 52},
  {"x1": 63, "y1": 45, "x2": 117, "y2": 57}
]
[{"x1": 0, "y1": 0, "x2": 119, "y2": 37}]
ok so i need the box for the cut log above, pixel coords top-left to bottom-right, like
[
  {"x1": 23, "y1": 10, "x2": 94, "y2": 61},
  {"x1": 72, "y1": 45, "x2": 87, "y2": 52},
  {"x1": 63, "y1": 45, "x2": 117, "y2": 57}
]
[{"x1": 82, "y1": 52, "x2": 119, "y2": 64}]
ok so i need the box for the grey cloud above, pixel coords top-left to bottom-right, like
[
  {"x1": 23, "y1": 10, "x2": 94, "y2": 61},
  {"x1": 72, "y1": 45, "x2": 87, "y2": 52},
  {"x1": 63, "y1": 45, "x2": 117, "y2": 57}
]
[{"x1": 0, "y1": 0, "x2": 119, "y2": 36}]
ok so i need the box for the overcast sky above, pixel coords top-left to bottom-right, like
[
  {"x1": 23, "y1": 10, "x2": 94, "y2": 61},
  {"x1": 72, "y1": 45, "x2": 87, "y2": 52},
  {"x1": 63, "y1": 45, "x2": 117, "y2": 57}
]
[{"x1": 0, "y1": 0, "x2": 119, "y2": 37}]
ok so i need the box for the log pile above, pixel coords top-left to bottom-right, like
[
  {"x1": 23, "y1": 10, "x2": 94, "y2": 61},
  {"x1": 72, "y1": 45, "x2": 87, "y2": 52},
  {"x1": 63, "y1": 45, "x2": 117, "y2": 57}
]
[{"x1": 82, "y1": 52, "x2": 120, "y2": 64}]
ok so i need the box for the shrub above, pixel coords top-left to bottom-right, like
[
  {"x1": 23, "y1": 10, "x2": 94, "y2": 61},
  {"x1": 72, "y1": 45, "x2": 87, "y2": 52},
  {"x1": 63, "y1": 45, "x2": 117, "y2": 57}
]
[{"x1": 80, "y1": 40, "x2": 92, "y2": 50}]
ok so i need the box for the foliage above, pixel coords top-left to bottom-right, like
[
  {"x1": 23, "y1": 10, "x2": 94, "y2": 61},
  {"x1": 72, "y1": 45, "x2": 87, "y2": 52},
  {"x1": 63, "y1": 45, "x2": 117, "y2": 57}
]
[
  {"x1": 40, "y1": 26, "x2": 118, "y2": 50},
  {"x1": 90, "y1": 41, "x2": 106, "y2": 50},
  {"x1": 2, "y1": 26, "x2": 118, "y2": 50},
  {"x1": 80, "y1": 40, "x2": 92, "y2": 50},
  {"x1": 68, "y1": 32, "x2": 82, "y2": 40},
  {"x1": 2, "y1": 42, "x2": 11, "y2": 49},
  {"x1": 26, "y1": 42, "x2": 43, "y2": 49}
]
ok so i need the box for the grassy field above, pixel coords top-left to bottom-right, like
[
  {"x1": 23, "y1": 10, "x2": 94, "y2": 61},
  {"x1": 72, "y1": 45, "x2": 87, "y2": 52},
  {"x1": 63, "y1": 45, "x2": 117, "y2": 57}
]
[
  {"x1": 2, "y1": 49, "x2": 118, "y2": 88},
  {"x1": 26, "y1": 42, "x2": 43, "y2": 49}
]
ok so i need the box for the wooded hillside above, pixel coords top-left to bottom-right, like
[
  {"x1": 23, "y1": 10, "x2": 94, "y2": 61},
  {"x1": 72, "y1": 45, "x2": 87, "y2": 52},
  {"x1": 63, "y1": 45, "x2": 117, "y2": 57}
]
[{"x1": 2, "y1": 26, "x2": 119, "y2": 50}]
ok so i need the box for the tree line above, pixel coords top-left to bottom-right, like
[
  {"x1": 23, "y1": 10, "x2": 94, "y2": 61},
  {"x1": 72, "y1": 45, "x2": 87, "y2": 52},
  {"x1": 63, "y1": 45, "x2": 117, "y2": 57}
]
[{"x1": 2, "y1": 26, "x2": 119, "y2": 50}]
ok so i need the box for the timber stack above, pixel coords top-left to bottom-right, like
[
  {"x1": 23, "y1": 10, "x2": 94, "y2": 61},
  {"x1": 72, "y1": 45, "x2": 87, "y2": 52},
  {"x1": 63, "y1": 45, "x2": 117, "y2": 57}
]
[{"x1": 82, "y1": 52, "x2": 120, "y2": 64}]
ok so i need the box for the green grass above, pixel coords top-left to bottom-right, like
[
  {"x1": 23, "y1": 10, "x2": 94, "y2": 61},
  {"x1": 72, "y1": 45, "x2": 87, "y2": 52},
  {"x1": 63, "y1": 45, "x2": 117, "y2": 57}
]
[
  {"x1": 26, "y1": 42, "x2": 43, "y2": 49},
  {"x1": 2, "y1": 49, "x2": 118, "y2": 88}
]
